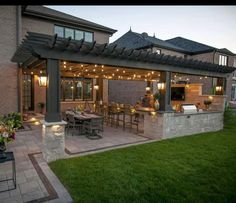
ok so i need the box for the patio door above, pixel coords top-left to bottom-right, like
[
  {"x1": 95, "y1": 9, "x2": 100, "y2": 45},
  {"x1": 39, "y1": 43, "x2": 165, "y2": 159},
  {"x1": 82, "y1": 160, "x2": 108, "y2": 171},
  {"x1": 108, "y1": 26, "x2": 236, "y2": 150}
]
[{"x1": 22, "y1": 74, "x2": 34, "y2": 111}]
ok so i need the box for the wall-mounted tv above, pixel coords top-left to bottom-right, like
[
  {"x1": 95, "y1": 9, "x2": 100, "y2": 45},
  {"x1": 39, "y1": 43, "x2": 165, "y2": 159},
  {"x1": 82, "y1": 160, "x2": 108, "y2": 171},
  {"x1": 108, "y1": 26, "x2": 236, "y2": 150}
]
[{"x1": 171, "y1": 87, "x2": 185, "y2": 100}]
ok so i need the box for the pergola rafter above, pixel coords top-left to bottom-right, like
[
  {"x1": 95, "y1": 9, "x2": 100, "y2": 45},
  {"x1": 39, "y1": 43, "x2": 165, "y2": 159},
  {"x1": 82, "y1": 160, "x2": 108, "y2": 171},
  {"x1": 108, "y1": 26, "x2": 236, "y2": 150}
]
[{"x1": 12, "y1": 32, "x2": 235, "y2": 78}]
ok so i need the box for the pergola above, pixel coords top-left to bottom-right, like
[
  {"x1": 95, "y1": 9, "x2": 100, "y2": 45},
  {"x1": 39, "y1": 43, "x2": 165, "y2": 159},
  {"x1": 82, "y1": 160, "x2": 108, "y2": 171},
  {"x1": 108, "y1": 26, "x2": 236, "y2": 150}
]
[{"x1": 12, "y1": 32, "x2": 235, "y2": 123}]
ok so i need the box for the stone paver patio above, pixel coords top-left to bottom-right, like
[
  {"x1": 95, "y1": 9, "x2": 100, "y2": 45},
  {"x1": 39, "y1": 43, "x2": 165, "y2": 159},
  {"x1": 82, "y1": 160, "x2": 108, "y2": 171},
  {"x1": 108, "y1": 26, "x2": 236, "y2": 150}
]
[{"x1": 0, "y1": 123, "x2": 151, "y2": 203}]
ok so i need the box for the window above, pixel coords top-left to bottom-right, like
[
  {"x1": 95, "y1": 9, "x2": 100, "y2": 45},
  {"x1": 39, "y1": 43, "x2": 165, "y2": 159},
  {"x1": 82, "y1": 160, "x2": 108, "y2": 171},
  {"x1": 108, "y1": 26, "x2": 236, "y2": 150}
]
[
  {"x1": 22, "y1": 74, "x2": 34, "y2": 110},
  {"x1": 83, "y1": 79, "x2": 92, "y2": 100},
  {"x1": 74, "y1": 80, "x2": 83, "y2": 99},
  {"x1": 54, "y1": 26, "x2": 64, "y2": 37},
  {"x1": 219, "y1": 55, "x2": 228, "y2": 66},
  {"x1": 65, "y1": 28, "x2": 74, "y2": 39},
  {"x1": 54, "y1": 25, "x2": 93, "y2": 42},
  {"x1": 61, "y1": 77, "x2": 93, "y2": 101},
  {"x1": 156, "y1": 49, "x2": 161, "y2": 55},
  {"x1": 233, "y1": 57, "x2": 236, "y2": 67},
  {"x1": 84, "y1": 32, "x2": 93, "y2": 42},
  {"x1": 75, "y1": 30, "x2": 83, "y2": 40},
  {"x1": 61, "y1": 79, "x2": 74, "y2": 100}
]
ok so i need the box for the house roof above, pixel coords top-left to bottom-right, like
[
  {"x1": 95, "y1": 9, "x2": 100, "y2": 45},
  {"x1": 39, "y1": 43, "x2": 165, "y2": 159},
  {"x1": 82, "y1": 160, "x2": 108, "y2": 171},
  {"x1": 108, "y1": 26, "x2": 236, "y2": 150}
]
[
  {"x1": 166, "y1": 37, "x2": 215, "y2": 54},
  {"x1": 11, "y1": 32, "x2": 235, "y2": 78},
  {"x1": 112, "y1": 30, "x2": 188, "y2": 53},
  {"x1": 218, "y1": 48, "x2": 235, "y2": 56},
  {"x1": 22, "y1": 6, "x2": 117, "y2": 35}
]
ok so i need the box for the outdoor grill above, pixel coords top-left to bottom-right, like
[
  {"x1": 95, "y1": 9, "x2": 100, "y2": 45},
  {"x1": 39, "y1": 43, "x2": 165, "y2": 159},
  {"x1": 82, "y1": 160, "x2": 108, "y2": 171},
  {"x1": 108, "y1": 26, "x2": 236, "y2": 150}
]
[{"x1": 180, "y1": 104, "x2": 198, "y2": 114}]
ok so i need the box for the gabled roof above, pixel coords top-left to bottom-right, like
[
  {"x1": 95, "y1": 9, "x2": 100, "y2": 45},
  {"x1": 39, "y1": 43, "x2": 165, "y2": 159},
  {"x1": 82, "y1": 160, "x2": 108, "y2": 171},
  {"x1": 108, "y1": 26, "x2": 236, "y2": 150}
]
[
  {"x1": 166, "y1": 37, "x2": 215, "y2": 54},
  {"x1": 218, "y1": 48, "x2": 235, "y2": 56},
  {"x1": 112, "y1": 30, "x2": 188, "y2": 53},
  {"x1": 22, "y1": 6, "x2": 117, "y2": 35}
]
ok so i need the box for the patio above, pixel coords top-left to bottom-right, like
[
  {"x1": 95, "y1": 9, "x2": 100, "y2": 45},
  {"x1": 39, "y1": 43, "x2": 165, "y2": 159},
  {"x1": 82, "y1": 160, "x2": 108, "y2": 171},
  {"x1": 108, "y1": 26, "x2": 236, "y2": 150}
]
[{"x1": 0, "y1": 122, "x2": 151, "y2": 203}]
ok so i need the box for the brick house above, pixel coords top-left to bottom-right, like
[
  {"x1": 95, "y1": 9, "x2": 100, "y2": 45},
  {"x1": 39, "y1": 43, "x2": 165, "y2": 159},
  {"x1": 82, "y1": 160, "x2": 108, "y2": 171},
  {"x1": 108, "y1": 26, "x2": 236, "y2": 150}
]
[
  {"x1": 1, "y1": 5, "x2": 235, "y2": 117},
  {"x1": 110, "y1": 30, "x2": 236, "y2": 105},
  {"x1": 0, "y1": 5, "x2": 116, "y2": 115}
]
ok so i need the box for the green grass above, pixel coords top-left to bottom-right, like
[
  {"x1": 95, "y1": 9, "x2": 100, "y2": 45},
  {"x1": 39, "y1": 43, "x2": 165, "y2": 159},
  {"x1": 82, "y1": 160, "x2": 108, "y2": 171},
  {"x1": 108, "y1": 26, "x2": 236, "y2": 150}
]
[{"x1": 49, "y1": 111, "x2": 236, "y2": 203}]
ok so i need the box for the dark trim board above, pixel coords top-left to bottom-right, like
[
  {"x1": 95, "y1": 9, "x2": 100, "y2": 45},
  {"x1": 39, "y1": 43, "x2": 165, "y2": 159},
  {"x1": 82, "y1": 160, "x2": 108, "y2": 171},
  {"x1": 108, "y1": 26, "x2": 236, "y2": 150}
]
[{"x1": 27, "y1": 152, "x2": 59, "y2": 203}]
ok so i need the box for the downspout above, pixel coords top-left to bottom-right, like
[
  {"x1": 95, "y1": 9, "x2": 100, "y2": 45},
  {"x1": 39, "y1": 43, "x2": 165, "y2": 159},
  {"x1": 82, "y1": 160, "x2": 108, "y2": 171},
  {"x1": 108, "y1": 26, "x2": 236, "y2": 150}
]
[{"x1": 16, "y1": 6, "x2": 22, "y2": 113}]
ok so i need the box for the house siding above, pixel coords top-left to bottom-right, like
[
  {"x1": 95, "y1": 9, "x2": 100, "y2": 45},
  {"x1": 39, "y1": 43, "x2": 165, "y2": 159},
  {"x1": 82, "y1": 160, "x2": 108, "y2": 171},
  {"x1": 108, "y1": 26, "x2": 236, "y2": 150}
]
[{"x1": 0, "y1": 6, "x2": 18, "y2": 115}]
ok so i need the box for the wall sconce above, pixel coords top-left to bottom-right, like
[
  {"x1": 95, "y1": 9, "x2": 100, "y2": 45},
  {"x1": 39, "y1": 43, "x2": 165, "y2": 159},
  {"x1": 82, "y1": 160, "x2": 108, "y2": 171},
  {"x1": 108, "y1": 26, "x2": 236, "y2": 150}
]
[
  {"x1": 94, "y1": 84, "x2": 99, "y2": 90},
  {"x1": 38, "y1": 75, "x2": 47, "y2": 87},
  {"x1": 215, "y1": 86, "x2": 222, "y2": 92},
  {"x1": 215, "y1": 86, "x2": 223, "y2": 95},
  {"x1": 157, "y1": 82, "x2": 165, "y2": 90}
]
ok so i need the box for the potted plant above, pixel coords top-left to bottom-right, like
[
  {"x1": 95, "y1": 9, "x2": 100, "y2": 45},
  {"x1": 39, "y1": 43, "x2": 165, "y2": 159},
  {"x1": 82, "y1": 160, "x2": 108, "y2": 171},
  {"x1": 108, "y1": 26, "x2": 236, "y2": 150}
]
[
  {"x1": 204, "y1": 99, "x2": 212, "y2": 110},
  {"x1": 0, "y1": 115, "x2": 17, "y2": 159},
  {"x1": 153, "y1": 92, "x2": 161, "y2": 110},
  {"x1": 38, "y1": 102, "x2": 45, "y2": 114}
]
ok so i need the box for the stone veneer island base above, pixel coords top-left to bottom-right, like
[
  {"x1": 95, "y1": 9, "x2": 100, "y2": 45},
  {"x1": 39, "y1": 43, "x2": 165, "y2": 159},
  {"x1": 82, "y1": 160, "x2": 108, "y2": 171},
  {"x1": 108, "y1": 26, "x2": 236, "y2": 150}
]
[
  {"x1": 144, "y1": 111, "x2": 224, "y2": 140},
  {"x1": 41, "y1": 120, "x2": 67, "y2": 162}
]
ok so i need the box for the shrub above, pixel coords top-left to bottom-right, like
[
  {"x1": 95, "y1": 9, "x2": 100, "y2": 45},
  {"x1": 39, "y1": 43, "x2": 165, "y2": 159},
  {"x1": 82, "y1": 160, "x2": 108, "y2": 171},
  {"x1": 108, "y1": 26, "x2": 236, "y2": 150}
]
[{"x1": 1, "y1": 112, "x2": 22, "y2": 129}]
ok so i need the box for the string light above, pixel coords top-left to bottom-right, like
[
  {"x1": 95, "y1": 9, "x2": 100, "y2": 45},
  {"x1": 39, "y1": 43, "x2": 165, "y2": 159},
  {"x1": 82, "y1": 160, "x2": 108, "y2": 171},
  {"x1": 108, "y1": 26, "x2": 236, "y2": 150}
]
[
  {"x1": 93, "y1": 69, "x2": 96, "y2": 72},
  {"x1": 81, "y1": 64, "x2": 83, "y2": 67},
  {"x1": 102, "y1": 65, "x2": 104, "y2": 68},
  {"x1": 151, "y1": 71, "x2": 154, "y2": 74},
  {"x1": 123, "y1": 70, "x2": 126, "y2": 73},
  {"x1": 63, "y1": 61, "x2": 66, "y2": 65},
  {"x1": 116, "y1": 68, "x2": 119, "y2": 72},
  {"x1": 95, "y1": 64, "x2": 97, "y2": 67}
]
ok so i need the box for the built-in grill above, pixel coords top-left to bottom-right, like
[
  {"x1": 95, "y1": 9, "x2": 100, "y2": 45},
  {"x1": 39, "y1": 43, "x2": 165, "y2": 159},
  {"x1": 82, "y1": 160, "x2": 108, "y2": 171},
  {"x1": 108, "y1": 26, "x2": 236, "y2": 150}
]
[{"x1": 180, "y1": 104, "x2": 198, "y2": 114}]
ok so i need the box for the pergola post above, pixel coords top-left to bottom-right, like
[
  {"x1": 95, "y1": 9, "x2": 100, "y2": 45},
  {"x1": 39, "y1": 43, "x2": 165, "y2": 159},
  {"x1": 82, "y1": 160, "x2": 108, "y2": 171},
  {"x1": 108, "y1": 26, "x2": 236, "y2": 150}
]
[
  {"x1": 158, "y1": 71, "x2": 174, "y2": 112},
  {"x1": 45, "y1": 59, "x2": 61, "y2": 122},
  {"x1": 41, "y1": 59, "x2": 66, "y2": 163}
]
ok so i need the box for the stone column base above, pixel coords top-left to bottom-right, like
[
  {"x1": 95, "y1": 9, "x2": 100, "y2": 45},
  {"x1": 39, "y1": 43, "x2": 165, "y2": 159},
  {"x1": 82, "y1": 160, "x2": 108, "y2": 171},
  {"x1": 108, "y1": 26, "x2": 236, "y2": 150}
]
[{"x1": 41, "y1": 120, "x2": 67, "y2": 163}]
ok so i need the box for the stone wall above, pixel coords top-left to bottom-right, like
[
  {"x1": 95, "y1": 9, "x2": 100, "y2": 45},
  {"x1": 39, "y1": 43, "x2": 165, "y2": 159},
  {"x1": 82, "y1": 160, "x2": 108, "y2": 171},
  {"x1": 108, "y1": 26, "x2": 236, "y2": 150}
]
[
  {"x1": 162, "y1": 112, "x2": 224, "y2": 139},
  {"x1": 41, "y1": 121, "x2": 66, "y2": 162},
  {"x1": 143, "y1": 111, "x2": 224, "y2": 140}
]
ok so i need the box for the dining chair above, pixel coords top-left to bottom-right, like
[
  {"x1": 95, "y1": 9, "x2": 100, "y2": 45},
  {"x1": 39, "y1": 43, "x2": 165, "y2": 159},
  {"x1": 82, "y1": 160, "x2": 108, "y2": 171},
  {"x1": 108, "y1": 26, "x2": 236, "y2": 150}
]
[
  {"x1": 66, "y1": 113, "x2": 84, "y2": 136},
  {"x1": 83, "y1": 117, "x2": 104, "y2": 139}
]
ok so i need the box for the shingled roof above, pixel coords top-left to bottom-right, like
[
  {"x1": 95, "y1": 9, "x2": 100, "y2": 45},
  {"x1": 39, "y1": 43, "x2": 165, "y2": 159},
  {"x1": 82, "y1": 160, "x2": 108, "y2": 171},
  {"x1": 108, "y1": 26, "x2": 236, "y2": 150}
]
[
  {"x1": 166, "y1": 37, "x2": 236, "y2": 56},
  {"x1": 112, "y1": 30, "x2": 188, "y2": 53},
  {"x1": 166, "y1": 37, "x2": 215, "y2": 54},
  {"x1": 23, "y1": 6, "x2": 117, "y2": 35}
]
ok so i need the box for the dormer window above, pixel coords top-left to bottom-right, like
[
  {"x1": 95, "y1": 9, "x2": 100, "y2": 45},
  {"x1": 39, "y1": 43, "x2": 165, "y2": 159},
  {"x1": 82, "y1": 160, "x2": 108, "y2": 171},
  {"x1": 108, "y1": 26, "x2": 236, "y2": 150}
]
[{"x1": 219, "y1": 54, "x2": 228, "y2": 66}]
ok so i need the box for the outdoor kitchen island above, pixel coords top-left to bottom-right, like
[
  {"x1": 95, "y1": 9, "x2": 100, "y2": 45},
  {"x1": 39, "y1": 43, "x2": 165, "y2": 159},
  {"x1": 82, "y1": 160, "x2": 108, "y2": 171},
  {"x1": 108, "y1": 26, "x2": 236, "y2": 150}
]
[{"x1": 143, "y1": 110, "x2": 224, "y2": 140}]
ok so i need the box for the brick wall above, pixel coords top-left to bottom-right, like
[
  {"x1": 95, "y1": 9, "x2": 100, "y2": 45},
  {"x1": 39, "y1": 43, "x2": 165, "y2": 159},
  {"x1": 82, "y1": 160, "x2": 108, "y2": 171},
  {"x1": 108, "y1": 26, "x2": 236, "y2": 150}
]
[
  {"x1": 108, "y1": 80, "x2": 146, "y2": 105},
  {"x1": 171, "y1": 83, "x2": 226, "y2": 111},
  {"x1": 0, "y1": 6, "x2": 18, "y2": 115}
]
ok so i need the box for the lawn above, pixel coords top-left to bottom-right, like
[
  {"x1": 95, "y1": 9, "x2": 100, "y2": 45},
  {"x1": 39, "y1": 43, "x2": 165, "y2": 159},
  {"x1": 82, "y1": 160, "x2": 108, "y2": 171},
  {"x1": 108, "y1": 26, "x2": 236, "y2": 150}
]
[{"x1": 49, "y1": 110, "x2": 236, "y2": 203}]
